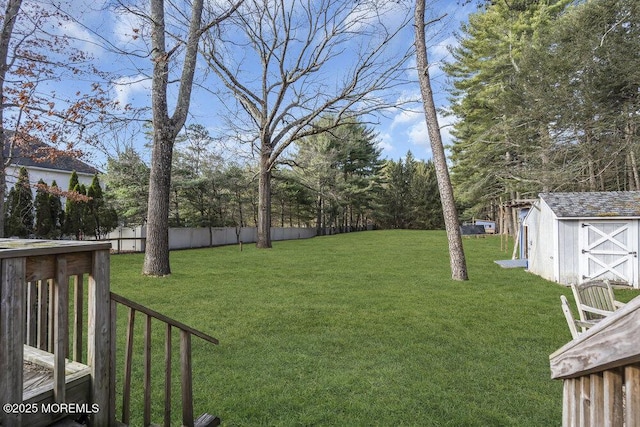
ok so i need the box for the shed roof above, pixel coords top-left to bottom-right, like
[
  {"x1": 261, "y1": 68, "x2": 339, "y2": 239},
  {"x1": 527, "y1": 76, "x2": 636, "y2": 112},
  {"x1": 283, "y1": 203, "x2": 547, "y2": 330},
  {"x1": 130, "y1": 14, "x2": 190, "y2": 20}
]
[{"x1": 540, "y1": 191, "x2": 640, "y2": 218}]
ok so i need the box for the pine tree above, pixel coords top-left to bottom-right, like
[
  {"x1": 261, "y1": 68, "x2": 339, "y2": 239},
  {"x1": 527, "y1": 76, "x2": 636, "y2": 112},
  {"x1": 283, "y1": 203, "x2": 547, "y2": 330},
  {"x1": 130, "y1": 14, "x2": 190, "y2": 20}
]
[
  {"x1": 34, "y1": 179, "x2": 53, "y2": 238},
  {"x1": 49, "y1": 180, "x2": 64, "y2": 239},
  {"x1": 64, "y1": 171, "x2": 84, "y2": 239},
  {"x1": 5, "y1": 167, "x2": 34, "y2": 237}
]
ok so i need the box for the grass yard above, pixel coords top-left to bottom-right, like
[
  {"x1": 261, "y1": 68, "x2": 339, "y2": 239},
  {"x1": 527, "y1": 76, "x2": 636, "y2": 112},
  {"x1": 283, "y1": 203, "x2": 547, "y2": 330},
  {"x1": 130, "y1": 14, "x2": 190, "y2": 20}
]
[{"x1": 109, "y1": 230, "x2": 639, "y2": 426}]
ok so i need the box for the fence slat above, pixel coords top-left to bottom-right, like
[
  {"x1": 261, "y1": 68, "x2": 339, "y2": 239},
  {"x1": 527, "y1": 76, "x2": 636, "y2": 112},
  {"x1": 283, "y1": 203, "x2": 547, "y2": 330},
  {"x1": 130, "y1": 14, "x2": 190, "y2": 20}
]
[
  {"x1": 48, "y1": 278, "x2": 54, "y2": 352},
  {"x1": 144, "y1": 314, "x2": 152, "y2": 427},
  {"x1": 603, "y1": 368, "x2": 623, "y2": 427},
  {"x1": 580, "y1": 375, "x2": 591, "y2": 427},
  {"x1": 589, "y1": 373, "x2": 604, "y2": 426},
  {"x1": 27, "y1": 281, "x2": 37, "y2": 346},
  {"x1": 626, "y1": 364, "x2": 640, "y2": 427},
  {"x1": 122, "y1": 307, "x2": 135, "y2": 425},
  {"x1": 181, "y1": 330, "x2": 194, "y2": 427},
  {"x1": 165, "y1": 324, "x2": 172, "y2": 427},
  {"x1": 54, "y1": 255, "x2": 68, "y2": 403},
  {"x1": 37, "y1": 279, "x2": 48, "y2": 350},
  {"x1": 73, "y1": 274, "x2": 83, "y2": 362}
]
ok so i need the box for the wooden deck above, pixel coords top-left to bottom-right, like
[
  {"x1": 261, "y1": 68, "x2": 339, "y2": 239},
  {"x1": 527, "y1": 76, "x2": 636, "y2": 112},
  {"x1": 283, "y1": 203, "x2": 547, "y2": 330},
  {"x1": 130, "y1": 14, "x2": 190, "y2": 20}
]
[{"x1": 1, "y1": 239, "x2": 220, "y2": 427}]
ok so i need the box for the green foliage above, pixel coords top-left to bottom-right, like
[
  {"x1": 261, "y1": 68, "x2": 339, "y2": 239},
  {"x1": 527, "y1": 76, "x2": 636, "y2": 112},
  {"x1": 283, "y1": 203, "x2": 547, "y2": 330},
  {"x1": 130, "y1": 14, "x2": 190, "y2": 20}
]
[
  {"x1": 292, "y1": 117, "x2": 383, "y2": 233},
  {"x1": 63, "y1": 172, "x2": 85, "y2": 239},
  {"x1": 85, "y1": 174, "x2": 118, "y2": 238},
  {"x1": 446, "y1": 0, "x2": 640, "y2": 216},
  {"x1": 49, "y1": 181, "x2": 64, "y2": 238},
  {"x1": 34, "y1": 179, "x2": 53, "y2": 238},
  {"x1": 375, "y1": 152, "x2": 444, "y2": 229},
  {"x1": 5, "y1": 167, "x2": 34, "y2": 237},
  {"x1": 445, "y1": 0, "x2": 573, "y2": 215},
  {"x1": 104, "y1": 148, "x2": 150, "y2": 226}
]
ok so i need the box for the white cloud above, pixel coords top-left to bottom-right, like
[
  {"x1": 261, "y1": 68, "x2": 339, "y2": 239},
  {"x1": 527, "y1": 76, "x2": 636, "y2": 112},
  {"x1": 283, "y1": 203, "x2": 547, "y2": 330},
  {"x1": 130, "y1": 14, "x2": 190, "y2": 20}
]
[
  {"x1": 406, "y1": 111, "x2": 455, "y2": 158},
  {"x1": 377, "y1": 132, "x2": 395, "y2": 157},
  {"x1": 112, "y1": 75, "x2": 151, "y2": 107}
]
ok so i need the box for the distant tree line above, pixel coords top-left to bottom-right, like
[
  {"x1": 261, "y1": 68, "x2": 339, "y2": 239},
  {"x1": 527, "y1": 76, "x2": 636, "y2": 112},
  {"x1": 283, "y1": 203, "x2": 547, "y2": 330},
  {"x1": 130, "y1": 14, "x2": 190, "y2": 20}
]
[
  {"x1": 4, "y1": 167, "x2": 117, "y2": 239},
  {"x1": 103, "y1": 123, "x2": 445, "y2": 232}
]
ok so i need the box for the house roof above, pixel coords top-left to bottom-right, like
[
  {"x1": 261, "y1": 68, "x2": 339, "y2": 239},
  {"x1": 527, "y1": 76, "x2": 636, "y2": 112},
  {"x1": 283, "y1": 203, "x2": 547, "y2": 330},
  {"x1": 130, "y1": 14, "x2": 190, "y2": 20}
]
[
  {"x1": 540, "y1": 191, "x2": 640, "y2": 218},
  {"x1": 4, "y1": 135, "x2": 99, "y2": 175}
]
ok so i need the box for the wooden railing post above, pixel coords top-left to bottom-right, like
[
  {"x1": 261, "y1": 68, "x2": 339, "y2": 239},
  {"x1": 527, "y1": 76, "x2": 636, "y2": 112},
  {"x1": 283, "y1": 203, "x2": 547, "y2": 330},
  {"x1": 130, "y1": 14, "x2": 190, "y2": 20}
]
[
  {"x1": 73, "y1": 274, "x2": 84, "y2": 362},
  {"x1": 144, "y1": 314, "x2": 152, "y2": 426},
  {"x1": 181, "y1": 330, "x2": 194, "y2": 427},
  {"x1": 122, "y1": 307, "x2": 135, "y2": 425},
  {"x1": 0, "y1": 257, "x2": 26, "y2": 427},
  {"x1": 88, "y1": 249, "x2": 111, "y2": 426},
  {"x1": 37, "y1": 279, "x2": 47, "y2": 350},
  {"x1": 54, "y1": 255, "x2": 68, "y2": 403},
  {"x1": 165, "y1": 324, "x2": 172, "y2": 427}
]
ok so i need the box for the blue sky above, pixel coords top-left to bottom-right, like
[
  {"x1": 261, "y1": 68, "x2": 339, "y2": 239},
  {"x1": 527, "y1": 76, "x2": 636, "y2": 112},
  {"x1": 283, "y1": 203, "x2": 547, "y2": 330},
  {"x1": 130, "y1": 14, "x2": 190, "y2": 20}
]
[{"x1": 49, "y1": 0, "x2": 477, "y2": 167}]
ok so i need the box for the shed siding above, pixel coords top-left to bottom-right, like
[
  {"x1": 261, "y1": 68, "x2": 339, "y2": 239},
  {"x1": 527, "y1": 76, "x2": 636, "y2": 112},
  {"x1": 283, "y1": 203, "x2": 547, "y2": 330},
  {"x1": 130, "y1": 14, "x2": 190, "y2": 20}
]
[
  {"x1": 525, "y1": 200, "x2": 556, "y2": 282},
  {"x1": 558, "y1": 220, "x2": 580, "y2": 285}
]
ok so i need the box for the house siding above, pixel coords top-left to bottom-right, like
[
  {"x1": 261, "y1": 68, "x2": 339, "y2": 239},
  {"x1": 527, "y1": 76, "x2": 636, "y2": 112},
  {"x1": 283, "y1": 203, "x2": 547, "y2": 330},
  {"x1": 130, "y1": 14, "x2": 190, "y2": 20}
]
[{"x1": 5, "y1": 164, "x2": 96, "y2": 197}]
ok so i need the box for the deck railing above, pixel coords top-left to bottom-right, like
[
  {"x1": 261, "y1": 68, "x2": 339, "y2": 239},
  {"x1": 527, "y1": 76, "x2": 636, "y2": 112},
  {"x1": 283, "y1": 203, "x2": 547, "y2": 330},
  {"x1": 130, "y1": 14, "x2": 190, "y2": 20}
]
[
  {"x1": 0, "y1": 240, "x2": 220, "y2": 427},
  {"x1": 110, "y1": 293, "x2": 220, "y2": 427},
  {"x1": 550, "y1": 294, "x2": 640, "y2": 426},
  {"x1": 0, "y1": 241, "x2": 112, "y2": 426}
]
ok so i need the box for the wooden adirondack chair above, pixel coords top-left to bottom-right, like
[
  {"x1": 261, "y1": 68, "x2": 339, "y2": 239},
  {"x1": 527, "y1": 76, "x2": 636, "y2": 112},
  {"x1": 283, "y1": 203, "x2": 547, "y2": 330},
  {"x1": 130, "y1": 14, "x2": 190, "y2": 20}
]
[
  {"x1": 560, "y1": 295, "x2": 597, "y2": 339},
  {"x1": 570, "y1": 281, "x2": 625, "y2": 330}
]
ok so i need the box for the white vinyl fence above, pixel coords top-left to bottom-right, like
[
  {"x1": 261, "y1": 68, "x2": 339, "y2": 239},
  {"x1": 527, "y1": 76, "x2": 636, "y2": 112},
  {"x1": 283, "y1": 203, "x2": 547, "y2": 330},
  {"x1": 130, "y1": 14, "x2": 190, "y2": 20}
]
[{"x1": 102, "y1": 226, "x2": 317, "y2": 253}]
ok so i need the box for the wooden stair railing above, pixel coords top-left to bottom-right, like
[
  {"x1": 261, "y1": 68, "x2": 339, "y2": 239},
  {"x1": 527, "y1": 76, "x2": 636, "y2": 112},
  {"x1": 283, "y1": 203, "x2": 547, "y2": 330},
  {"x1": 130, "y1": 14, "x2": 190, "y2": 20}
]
[{"x1": 110, "y1": 292, "x2": 220, "y2": 427}]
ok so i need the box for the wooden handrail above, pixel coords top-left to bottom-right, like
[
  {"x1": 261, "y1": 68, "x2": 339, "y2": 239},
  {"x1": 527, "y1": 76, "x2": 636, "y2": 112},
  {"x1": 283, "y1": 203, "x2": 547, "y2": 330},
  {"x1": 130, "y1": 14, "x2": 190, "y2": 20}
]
[
  {"x1": 110, "y1": 292, "x2": 219, "y2": 345},
  {"x1": 110, "y1": 291, "x2": 219, "y2": 427},
  {"x1": 550, "y1": 294, "x2": 640, "y2": 426}
]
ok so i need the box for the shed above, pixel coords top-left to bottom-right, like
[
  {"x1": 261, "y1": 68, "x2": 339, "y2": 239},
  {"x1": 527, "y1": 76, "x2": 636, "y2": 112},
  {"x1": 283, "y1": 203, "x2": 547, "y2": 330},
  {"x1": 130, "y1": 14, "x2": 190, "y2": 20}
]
[{"x1": 523, "y1": 191, "x2": 640, "y2": 288}]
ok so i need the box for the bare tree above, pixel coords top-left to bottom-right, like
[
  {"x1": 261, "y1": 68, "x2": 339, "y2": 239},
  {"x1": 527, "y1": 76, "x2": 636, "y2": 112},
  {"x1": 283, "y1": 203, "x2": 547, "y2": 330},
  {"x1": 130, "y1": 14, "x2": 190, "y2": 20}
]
[
  {"x1": 140, "y1": 0, "x2": 243, "y2": 276},
  {"x1": 202, "y1": 0, "x2": 413, "y2": 248},
  {"x1": 414, "y1": 0, "x2": 468, "y2": 280}
]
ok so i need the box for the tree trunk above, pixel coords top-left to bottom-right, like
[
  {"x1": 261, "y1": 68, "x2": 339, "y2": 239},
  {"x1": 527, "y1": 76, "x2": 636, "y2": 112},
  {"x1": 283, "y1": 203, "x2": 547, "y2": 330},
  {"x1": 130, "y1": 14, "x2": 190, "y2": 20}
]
[
  {"x1": 316, "y1": 193, "x2": 323, "y2": 236},
  {"x1": 142, "y1": 0, "x2": 210, "y2": 275},
  {"x1": 256, "y1": 149, "x2": 272, "y2": 248},
  {"x1": 415, "y1": 0, "x2": 468, "y2": 281},
  {"x1": 143, "y1": 129, "x2": 174, "y2": 276},
  {"x1": 0, "y1": 0, "x2": 23, "y2": 238}
]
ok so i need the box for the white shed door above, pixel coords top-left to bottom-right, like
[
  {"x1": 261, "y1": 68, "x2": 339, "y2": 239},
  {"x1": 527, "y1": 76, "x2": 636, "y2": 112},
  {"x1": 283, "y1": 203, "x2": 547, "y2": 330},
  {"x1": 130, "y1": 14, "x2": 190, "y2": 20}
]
[{"x1": 579, "y1": 221, "x2": 638, "y2": 285}]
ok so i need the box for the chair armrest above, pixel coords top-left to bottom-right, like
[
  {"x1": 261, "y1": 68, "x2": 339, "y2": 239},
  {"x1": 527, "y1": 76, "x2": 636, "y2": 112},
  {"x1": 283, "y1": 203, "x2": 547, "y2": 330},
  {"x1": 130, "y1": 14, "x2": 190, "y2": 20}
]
[
  {"x1": 575, "y1": 319, "x2": 599, "y2": 329},
  {"x1": 581, "y1": 305, "x2": 614, "y2": 317},
  {"x1": 614, "y1": 300, "x2": 626, "y2": 309}
]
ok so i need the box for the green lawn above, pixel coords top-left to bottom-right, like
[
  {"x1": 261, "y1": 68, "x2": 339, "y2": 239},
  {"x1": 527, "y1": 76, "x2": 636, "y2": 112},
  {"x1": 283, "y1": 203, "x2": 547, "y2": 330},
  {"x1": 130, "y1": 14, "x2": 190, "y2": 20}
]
[{"x1": 109, "y1": 230, "x2": 639, "y2": 426}]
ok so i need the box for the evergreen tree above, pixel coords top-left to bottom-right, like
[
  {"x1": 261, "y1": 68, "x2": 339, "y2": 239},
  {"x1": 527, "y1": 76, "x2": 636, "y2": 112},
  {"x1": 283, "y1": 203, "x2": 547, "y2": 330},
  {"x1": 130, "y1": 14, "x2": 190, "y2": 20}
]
[
  {"x1": 34, "y1": 179, "x2": 53, "y2": 238},
  {"x1": 64, "y1": 171, "x2": 84, "y2": 239},
  {"x1": 5, "y1": 167, "x2": 34, "y2": 237},
  {"x1": 49, "y1": 180, "x2": 64, "y2": 239},
  {"x1": 444, "y1": 0, "x2": 572, "y2": 215},
  {"x1": 85, "y1": 174, "x2": 117, "y2": 238},
  {"x1": 103, "y1": 148, "x2": 149, "y2": 226}
]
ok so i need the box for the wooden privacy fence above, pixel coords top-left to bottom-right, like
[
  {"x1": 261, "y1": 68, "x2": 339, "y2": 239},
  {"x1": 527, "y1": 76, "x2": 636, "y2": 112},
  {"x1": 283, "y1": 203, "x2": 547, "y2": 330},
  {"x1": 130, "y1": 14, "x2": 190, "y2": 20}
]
[{"x1": 550, "y1": 294, "x2": 640, "y2": 426}]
